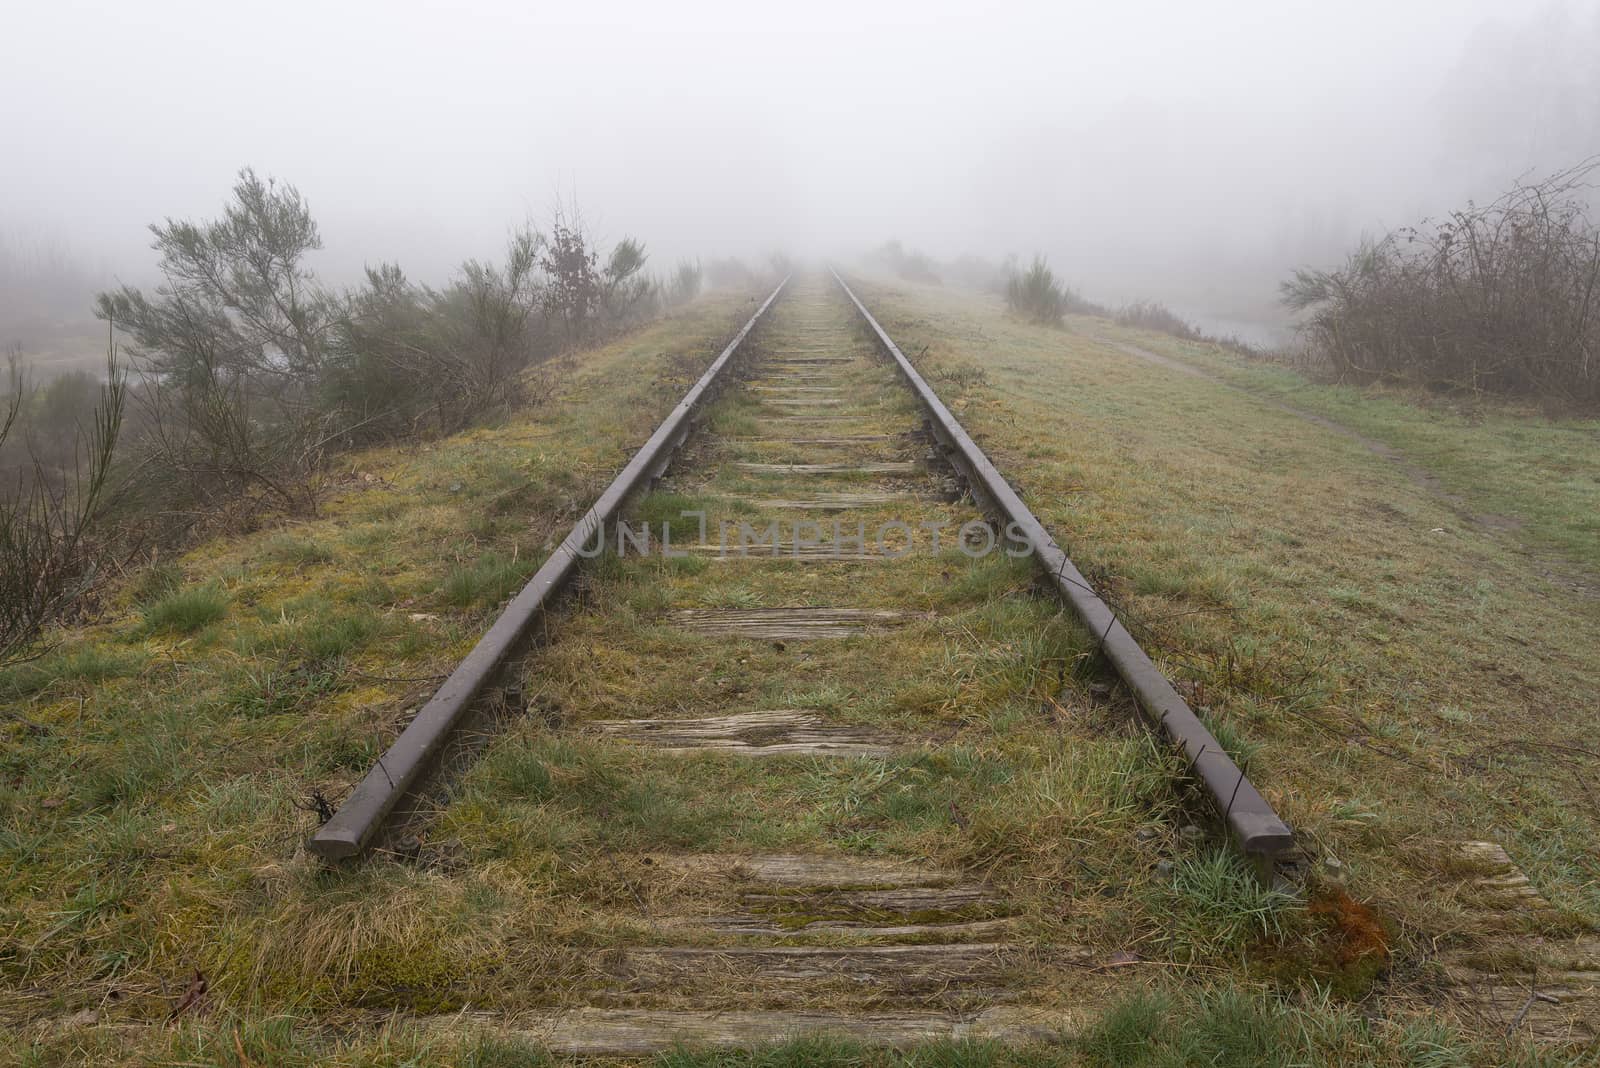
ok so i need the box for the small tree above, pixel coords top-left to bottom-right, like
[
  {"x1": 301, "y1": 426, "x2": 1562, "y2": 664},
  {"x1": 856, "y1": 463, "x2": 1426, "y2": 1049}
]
[
  {"x1": 96, "y1": 168, "x2": 341, "y2": 514},
  {"x1": 100, "y1": 168, "x2": 338, "y2": 381},
  {"x1": 541, "y1": 212, "x2": 600, "y2": 342},
  {"x1": 323, "y1": 262, "x2": 435, "y2": 439}
]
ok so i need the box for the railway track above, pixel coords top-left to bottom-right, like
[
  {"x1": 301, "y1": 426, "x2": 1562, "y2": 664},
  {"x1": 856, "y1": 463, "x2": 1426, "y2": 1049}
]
[{"x1": 310, "y1": 273, "x2": 1293, "y2": 1054}]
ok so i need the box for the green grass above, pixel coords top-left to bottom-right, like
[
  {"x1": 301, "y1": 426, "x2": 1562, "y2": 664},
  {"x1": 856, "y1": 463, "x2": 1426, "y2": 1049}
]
[
  {"x1": 0, "y1": 290, "x2": 765, "y2": 1063},
  {"x1": 861, "y1": 275, "x2": 1600, "y2": 1054},
  {"x1": 1077, "y1": 987, "x2": 1421, "y2": 1068},
  {"x1": 140, "y1": 582, "x2": 229, "y2": 633},
  {"x1": 262, "y1": 532, "x2": 337, "y2": 567},
  {"x1": 11, "y1": 988, "x2": 1549, "y2": 1068},
  {"x1": 0, "y1": 644, "x2": 144, "y2": 700},
  {"x1": 1159, "y1": 850, "x2": 1304, "y2": 961},
  {"x1": 224, "y1": 661, "x2": 346, "y2": 718},
  {"x1": 1105, "y1": 327, "x2": 1600, "y2": 576},
  {"x1": 442, "y1": 551, "x2": 540, "y2": 609},
  {"x1": 127, "y1": 560, "x2": 182, "y2": 604},
  {"x1": 636, "y1": 490, "x2": 721, "y2": 542},
  {"x1": 4, "y1": 278, "x2": 1592, "y2": 1063}
]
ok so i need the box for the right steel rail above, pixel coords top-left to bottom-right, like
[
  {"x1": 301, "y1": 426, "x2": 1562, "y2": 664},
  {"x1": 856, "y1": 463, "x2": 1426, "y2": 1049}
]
[{"x1": 832, "y1": 270, "x2": 1294, "y2": 862}]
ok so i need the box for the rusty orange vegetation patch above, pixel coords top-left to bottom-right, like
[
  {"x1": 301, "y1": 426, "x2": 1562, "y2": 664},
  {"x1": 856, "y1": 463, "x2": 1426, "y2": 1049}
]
[
  {"x1": 1256, "y1": 887, "x2": 1392, "y2": 998},
  {"x1": 1310, "y1": 888, "x2": 1391, "y2": 967}
]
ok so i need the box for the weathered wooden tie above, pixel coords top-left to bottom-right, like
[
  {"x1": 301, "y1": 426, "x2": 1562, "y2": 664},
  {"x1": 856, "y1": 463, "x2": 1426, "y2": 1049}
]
[
  {"x1": 734, "y1": 461, "x2": 917, "y2": 474},
  {"x1": 670, "y1": 607, "x2": 914, "y2": 639},
  {"x1": 1440, "y1": 840, "x2": 1598, "y2": 1042},
  {"x1": 683, "y1": 543, "x2": 892, "y2": 562},
  {"x1": 753, "y1": 491, "x2": 917, "y2": 510},
  {"x1": 590, "y1": 710, "x2": 898, "y2": 756},
  {"x1": 501, "y1": 1006, "x2": 1075, "y2": 1055}
]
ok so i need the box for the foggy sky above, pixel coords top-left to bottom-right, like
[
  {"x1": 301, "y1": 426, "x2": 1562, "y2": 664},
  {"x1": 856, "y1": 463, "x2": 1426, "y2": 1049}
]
[{"x1": 4, "y1": 0, "x2": 1598, "y2": 328}]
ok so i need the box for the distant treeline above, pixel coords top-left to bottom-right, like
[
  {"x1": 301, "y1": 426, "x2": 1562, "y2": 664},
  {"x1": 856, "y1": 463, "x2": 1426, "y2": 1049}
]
[{"x1": 0, "y1": 167, "x2": 769, "y2": 666}]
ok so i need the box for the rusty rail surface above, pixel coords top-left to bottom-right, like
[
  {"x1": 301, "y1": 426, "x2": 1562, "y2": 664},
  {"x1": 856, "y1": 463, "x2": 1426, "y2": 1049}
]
[
  {"x1": 830, "y1": 269, "x2": 1293, "y2": 860},
  {"x1": 310, "y1": 279, "x2": 789, "y2": 860}
]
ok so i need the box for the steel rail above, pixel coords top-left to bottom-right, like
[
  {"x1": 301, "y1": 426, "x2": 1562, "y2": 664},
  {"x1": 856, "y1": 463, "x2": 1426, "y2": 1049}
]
[
  {"x1": 830, "y1": 270, "x2": 1293, "y2": 861},
  {"x1": 310, "y1": 278, "x2": 790, "y2": 860}
]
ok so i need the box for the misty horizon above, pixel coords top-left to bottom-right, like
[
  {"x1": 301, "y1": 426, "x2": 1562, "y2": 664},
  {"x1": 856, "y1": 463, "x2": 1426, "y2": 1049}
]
[{"x1": 4, "y1": 0, "x2": 1599, "y2": 359}]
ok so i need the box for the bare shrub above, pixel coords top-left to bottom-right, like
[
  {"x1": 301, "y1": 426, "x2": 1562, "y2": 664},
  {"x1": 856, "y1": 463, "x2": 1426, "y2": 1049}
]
[
  {"x1": 1284, "y1": 160, "x2": 1600, "y2": 404},
  {"x1": 329, "y1": 228, "x2": 549, "y2": 440},
  {"x1": 0, "y1": 342, "x2": 125, "y2": 666}
]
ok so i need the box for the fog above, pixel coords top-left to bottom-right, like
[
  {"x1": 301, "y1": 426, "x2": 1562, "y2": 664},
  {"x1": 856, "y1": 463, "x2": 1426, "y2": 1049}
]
[{"x1": 4, "y1": 0, "x2": 1598, "y2": 360}]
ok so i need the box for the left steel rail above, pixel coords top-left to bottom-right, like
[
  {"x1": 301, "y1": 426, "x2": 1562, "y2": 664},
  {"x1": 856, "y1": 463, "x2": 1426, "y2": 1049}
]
[{"x1": 309, "y1": 278, "x2": 790, "y2": 860}]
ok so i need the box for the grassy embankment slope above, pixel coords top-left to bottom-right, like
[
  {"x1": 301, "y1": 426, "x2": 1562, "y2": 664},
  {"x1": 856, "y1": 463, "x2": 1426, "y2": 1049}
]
[
  {"x1": 5, "y1": 272, "x2": 1596, "y2": 1065},
  {"x1": 0, "y1": 289, "x2": 767, "y2": 1063},
  {"x1": 856, "y1": 276, "x2": 1600, "y2": 1032}
]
